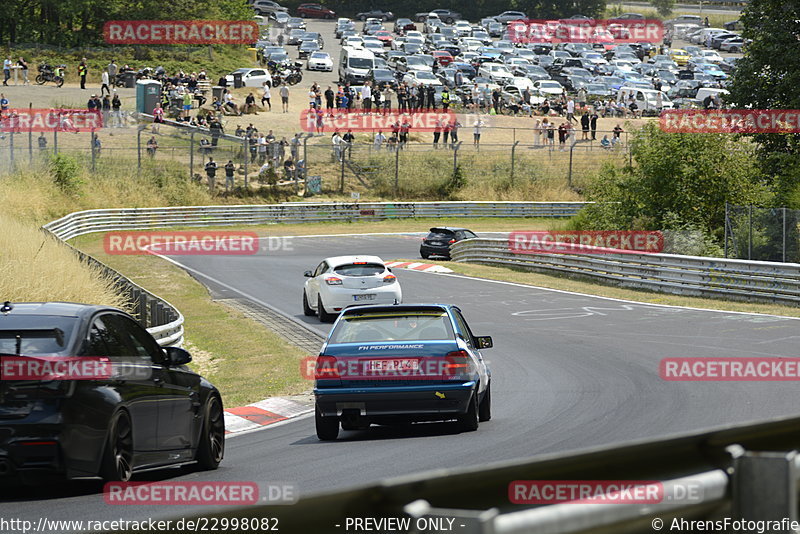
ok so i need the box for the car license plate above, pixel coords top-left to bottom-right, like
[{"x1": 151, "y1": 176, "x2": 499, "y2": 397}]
[
  {"x1": 368, "y1": 359, "x2": 419, "y2": 372},
  {"x1": 353, "y1": 294, "x2": 376, "y2": 301},
  {"x1": 428, "y1": 241, "x2": 442, "y2": 246}
]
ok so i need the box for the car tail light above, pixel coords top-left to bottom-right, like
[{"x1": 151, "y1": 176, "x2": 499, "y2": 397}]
[
  {"x1": 383, "y1": 274, "x2": 396, "y2": 284},
  {"x1": 315, "y1": 356, "x2": 340, "y2": 379},
  {"x1": 325, "y1": 277, "x2": 343, "y2": 285},
  {"x1": 448, "y1": 239, "x2": 456, "y2": 244},
  {"x1": 444, "y1": 350, "x2": 473, "y2": 378}
]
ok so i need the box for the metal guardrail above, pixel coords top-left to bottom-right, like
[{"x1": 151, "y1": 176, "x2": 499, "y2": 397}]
[
  {"x1": 42, "y1": 202, "x2": 586, "y2": 347},
  {"x1": 450, "y1": 238, "x2": 800, "y2": 306},
  {"x1": 43, "y1": 201, "x2": 589, "y2": 241},
  {"x1": 151, "y1": 414, "x2": 800, "y2": 534},
  {"x1": 41, "y1": 232, "x2": 184, "y2": 347}
]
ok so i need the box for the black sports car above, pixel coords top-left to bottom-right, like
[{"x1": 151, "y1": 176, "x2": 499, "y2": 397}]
[
  {"x1": 0, "y1": 302, "x2": 224, "y2": 483},
  {"x1": 420, "y1": 227, "x2": 478, "y2": 260}
]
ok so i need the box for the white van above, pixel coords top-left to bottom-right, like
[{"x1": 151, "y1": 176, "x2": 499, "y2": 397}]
[
  {"x1": 617, "y1": 86, "x2": 674, "y2": 115},
  {"x1": 339, "y1": 46, "x2": 376, "y2": 84}
]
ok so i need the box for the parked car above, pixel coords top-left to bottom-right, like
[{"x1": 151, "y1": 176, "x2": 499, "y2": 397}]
[
  {"x1": 306, "y1": 51, "x2": 332, "y2": 71},
  {"x1": 414, "y1": 9, "x2": 461, "y2": 23},
  {"x1": 225, "y1": 68, "x2": 272, "y2": 87},
  {"x1": 0, "y1": 302, "x2": 224, "y2": 482},
  {"x1": 494, "y1": 11, "x2": 528, "y2": 24},
  {"x1": 303, "y1": 256, "x2": 402, "y2": 322},
  {"x1": 356, "y1": 9, "x2": 394, "y2": 21},
  {"x1": 296, "y1": 3, "x2": 336, "y2": 19},
  {"x1": 394, "y1": 18, "x2": 416, "y2": 34},
  {"x1": 252, "y1": 0, "x2": 287, "y2": 16}
]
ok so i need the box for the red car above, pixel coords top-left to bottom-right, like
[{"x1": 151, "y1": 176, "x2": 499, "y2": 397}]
[
  {"x1": 373, "y1": 30, "x2": 394, "y2": 45},
  {"x1": 296, "y1": 3, "x2": 336, "y2": 19},
  {"x1": 432, "y1": 50, "x2": 454, "y2": 67}
]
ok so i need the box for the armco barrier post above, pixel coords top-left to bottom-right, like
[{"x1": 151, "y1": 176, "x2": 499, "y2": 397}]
[
  {"x1": 28, "y1": 103, "x2": 33, "y2": 164},
  {"x1": 733, "y1": 450, "x2": 798, "y2": 528},
  {"x1": 511, "y1": 141, "x2": 520, "y2": 185},
  {"x1": 189, "y1": 130, "x2": 195, "y2": 180},
  {"x1": 394, "y1": 146, "x2": 400, "y2": 197}
]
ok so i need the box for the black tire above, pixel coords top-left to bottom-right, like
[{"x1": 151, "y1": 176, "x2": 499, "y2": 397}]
[
  {"x1": 421, "y1": 252, "x2": 430, "y2": 259},
  {"x1": 478, "y1": 383, "x2": 491, "y2": 422},
  {"x1": 730, "y1": 47, "x2": 740, "y2": 53},
  {"x1": 318, "y1": 295, "x2": 335, "y2": 322},
  {"x1": 417, "y1": 16, "x2": 425, "y2": 22},
  {"x1": 302, "y1": 291, "x2": 315, "y2": 316},
  {"x1": 457, "y1": 389, "x2": 479, "y2": 432},
  {"x1": 100, "y1": 410, "x2": 134, "y2": 481},
  {"x1": 358, "y1": 15, "x2": 366, "y2": 21},
  {"x1": 35, "y1": 74, "x2": 46, "y2": 85},
  {"x1": 325, "y1": 14, "x2": 333, "y2": 19},
  {"x1": 445, "y1": 18, "x2": 454, "y2": 23},
  {"x1": 300, "y1": 12, "x2": 307, "y2": 18},
  {"x1": 196, "y1": 395, "x2": 225, "y2": 470},
  {"x1": 315, "y1": 404, "x2": 339, "y2": 440},
  {"x1": 55, "y1": 76, "x2": 64, "y2": 88}
]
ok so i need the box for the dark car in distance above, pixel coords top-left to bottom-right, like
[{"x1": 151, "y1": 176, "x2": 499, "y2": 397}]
[
  {"x1": 0, "y1": 302, "x2": 224, "y2": 483},
  {"x1": 296, "y1": 3, "x2": 336, "y2": 19},
  {"x1": 420, "y1": 227, "x2": 478, "y2": 259},
  {"x1": 356, "y1": 9, "x2": 395, "y2": 21},
  {"x1": 415, "y1": 9, "x2": 461, "y2": 23}
]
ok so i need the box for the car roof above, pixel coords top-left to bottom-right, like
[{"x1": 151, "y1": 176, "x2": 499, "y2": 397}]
[
  {"x1": 428, "y1": 226, "x2": 471, "y2": 232},
  {"x1": 323, "y1": 255, "x2": 385, "y2": 268},
  {"x1": 340, "y1": 303, "x2": 454, "y2": 316},
  {"x1": 0, "y1": 302, "x2": 120, "y2": 318}
]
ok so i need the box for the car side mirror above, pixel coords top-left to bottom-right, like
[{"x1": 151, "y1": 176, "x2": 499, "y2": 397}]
[
  {"x1": 163, "y1": 346, "x2": 192, "y2": 366},
  {"x1": 304, "y1": 270, "x2": 314, "y2": 277},
  {"x1": 475, "y1": 336, "x2": 493, "y2": 349}
]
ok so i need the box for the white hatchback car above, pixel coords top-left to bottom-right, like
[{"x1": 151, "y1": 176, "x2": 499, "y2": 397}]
[{"x1": 303, "y1": 256, "x2": 402, "y2": 322}]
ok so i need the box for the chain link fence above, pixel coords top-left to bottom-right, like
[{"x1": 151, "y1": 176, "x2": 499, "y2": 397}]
[
  {"x1": 0, "y1": 119, "x2": 632, "y2": 198},
  {"x1": 725, "y1": 204, "x2": 800, "y2": 263}
]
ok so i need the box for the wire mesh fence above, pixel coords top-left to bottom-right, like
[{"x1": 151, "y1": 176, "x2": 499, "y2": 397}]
[
  {"x1": 0, "y1": 121, "x2": 632, "y2": 199},
  {"x1": 725, "y1": 204, "x2": 800, "y2": 263}
]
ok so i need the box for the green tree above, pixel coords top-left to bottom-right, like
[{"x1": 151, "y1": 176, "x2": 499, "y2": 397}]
[
  {"x1": 518, "y1": 0, "x2": 606, "y2": 19},
  {"x1": 573, "y1": 123, "x2": 769, "y2": 239},
  {"x1": 725, "y1": 0, "x2": 800, "y2": 206},
  {"x1": 650, "y1": 0, "x2": 674, "y2": 17}
]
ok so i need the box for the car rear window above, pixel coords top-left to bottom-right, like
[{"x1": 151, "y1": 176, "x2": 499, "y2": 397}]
[
  {"x1": 426, "y1": 229, "x2": 455, "y2": 240},
  {"x1": 329, "y1": 312, "x2": 455, "y2": 343},
  {"x1": 333, "y1": 263, "x2": 385, "y2": 276},
  {"x1": 0, "y1": 316, "x2": 78, "y2": 355}
]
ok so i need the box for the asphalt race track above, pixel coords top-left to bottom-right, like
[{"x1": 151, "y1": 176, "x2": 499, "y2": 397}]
[{"x1": 3, "y1": 233, "x2": 799, "y2": 526}]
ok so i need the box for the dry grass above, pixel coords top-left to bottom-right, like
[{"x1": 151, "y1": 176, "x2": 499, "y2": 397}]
[{"x1": 0, "y1": 214, "x2": 128, "y2": 309}]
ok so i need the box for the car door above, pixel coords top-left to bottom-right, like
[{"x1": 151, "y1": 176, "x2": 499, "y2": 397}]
[
  {"x1": 451, "y1": 309, "x2": 489, "y2": 393},
  {"x1": 86, "y1": 314, "x2": 161, "y2": 452},
  {"x1": 307, "y1": 260, "x2": 328, "y2": 304},
  {"x1": 108, "y1": 314, "x2": 198, "y2": 453}
]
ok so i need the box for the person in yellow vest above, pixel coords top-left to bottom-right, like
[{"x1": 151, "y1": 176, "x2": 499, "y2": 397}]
[
  {"x1": 78, "y1": 58, "x2": 88, "y2": 90},
  {"x1": 441, "y1": 88, "x2": 451, "y2": 111}
]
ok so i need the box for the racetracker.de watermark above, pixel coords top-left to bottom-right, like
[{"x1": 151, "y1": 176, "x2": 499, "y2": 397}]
[
  {"x1": 508, "y1": 231, "x2": 664, "y2": 254},
  {"x1": 299, "y1": 109, "x2": 457, "y2": 133},
  {"x1": 660, "y1": 357, "x2": 800, "y2": 381},
  {"x1": 660, "y1": 109, "x2": 800, "y2": 134},
  {"x1": 509, "y1": 480, "x2": 704, "y2": 504},
  {"x1": 103, "y1": 20, "x2": 259, "y2": 45},
  {"x1": 0, "y1": 356, "x2": 152, "y2": 381},
  {"x1": 101, "y1": 231, "x2": 290, "y2": 256},
  {"x1": 0, "y1": 109, "x2": 102, "y2": 133},
  {"x1": 301, "y1": 354, "x2": 470, "y2": 381},
  {"x1": 103, "y1": 482, "x2": 297, "y2": 505},
  {"x1": 507, "y1": 19, "x2": 663, "y2": 44}
]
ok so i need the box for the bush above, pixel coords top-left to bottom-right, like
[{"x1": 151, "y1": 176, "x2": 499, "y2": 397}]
[{"x1": 49, "y1": 154, "x2": 83, "y2": 194}]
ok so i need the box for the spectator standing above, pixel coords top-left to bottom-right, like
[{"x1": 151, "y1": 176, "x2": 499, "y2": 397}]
[
  {"x1": 382, "y1": 86, "x2": 392, "y2": 113},
  {"x1": 450, "y1": 119, "x2": 461, "y2": 148},
  {"x1": 580, "y1": 113, "x2": 590, "y2": 140},
  {"x1": 331, "y1": 130, "x2": 344, "y2": 161},
  {"x1": 224, "y1": 160, "x2": 236, "y2": 191},
  {"x1": 209, "y1": 116, "x2": 224, "y2": 146},
  {"x1": 290, "y1": 133, "x2": 301, "y2": 161},
  {"x1": 325, "y1": 86, "x2": 335, "y2": 110},
  {"x1": 88, "y1": 94, "x2": 98, "y2": 111},
  {"x1": 18, "y1": 57, "x2": 29, "y2": 85},
  {"x1": 533, "y1": 119, "x2": 542, "y2": 146},
  {"x1": 257, "y1": 134, "x2": 268, "y2": 164},
  {"x1": 205, "y1": 157, "x2": 217, "y2": 191},
  {"x1": 441, "y1": 87, "x2": 451, "y2": 111},
  {"x1": 589, "y1": 109, "x2": 599, "y2": 140},
  {"x1": 111, "y1": 92, "x2": 122, "y2": 127},
  {"x1": 566, "y1": 97, "x2": 575, "y2": 123},
  {"x1": 374, "y1": 130, "x2": 386, "y2": 150},
  {"x1": 433, "y1": 119, "x2": 442, "y2": 148},
  {"x1": 473, "y1": 117, "x2": 485, "y2": 147},
  {"x1": 101, "y1": 70, "x2": 110, "y2": 96},
  {"x1": 146, "y1": 136, "x2": 158, "y2": 158},
  {"x1": 107, "y1": 60, "x2": 118, "y2": 83},
  {"x1": 262, "y1": 82, "x2": 272, "y2": 110},
  {"x1": 101, "y1": 95, "x2": 111, "y2": 127},
  {"x1": 78, "y1": 58, "x2": 88, "y2": 90},
  {"x1": 426, "y1": 85, "x2": 435, "y2": 110},
  {"x1": 92, "y1": 133, "x2": 102, "y2": 156},
  {"x1": 361, "y1": 82, "x2": 372, "y2": 112},
  {"x1": 3, "y1": 57, "x2": 11, "y2": 86},
  {"x1": 152, "y1": 103, "x2": 164, "y2": 133},
  {"x1": 280, "y1": 84, "x2": 290, "y2": 112}
]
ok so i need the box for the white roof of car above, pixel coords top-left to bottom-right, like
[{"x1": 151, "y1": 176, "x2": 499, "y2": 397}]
[{"x1": 325, "y1": 255, "x2": 385, "y2": 268}]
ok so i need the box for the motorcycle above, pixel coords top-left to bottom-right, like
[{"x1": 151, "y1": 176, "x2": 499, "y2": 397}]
[
  {"x1": 35, "y1": 64, "x2": 65, "y2": 87},
  {"x1": 273, "y1": 64, "x2": 303, "y2": 86}
]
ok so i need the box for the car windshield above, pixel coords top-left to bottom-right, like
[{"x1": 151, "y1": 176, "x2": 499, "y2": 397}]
[
  {"x1": 329, "y1": 312, "x2": 455, "y2": 343},
  {"x1": 416, "y1": 71, "x2": 436, "y2": 80},
  {"x1": 310, "y1": 52, "x2": 328, "y2": 59},
  {"x1": 333, "y1": 263, "x2": 386, "y2": 276},
  {"x1": 349, "y1": 58, "x2": 373, "y2": 69},
  {"x1": 0, "y1": 316, "x2": 78, "y2": 356}
]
